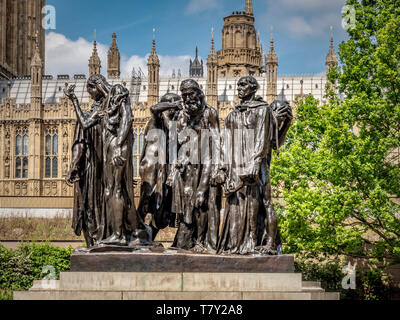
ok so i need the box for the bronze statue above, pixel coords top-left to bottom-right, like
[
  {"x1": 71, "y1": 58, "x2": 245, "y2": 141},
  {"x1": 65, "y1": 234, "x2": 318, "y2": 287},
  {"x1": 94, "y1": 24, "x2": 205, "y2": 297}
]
[
  {"x1": 64, "y1": 74, "x2": 151, "y2": 247},
  {"x1": 138, "y1": 93, "x2": 182, "y2": 240},
  {"x1": 216, "y1": 76, "x2": 292, "y2": 255},
  {"x1": 167, "y1": 79, "x2": 222, "y2": 252}
]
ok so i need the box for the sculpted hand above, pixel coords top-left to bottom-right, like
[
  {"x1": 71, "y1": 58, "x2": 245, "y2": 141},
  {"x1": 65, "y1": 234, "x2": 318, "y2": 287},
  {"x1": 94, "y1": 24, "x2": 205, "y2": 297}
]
[
  {"x1": 249, "y1": 164, "x2": 260, "y2": 183},
  {"x1": 240, "y1": 164, "x2": 259, "y2": 186},
  {"x1": 64, "y1": 85, "x2": 77, "y2": 101},
  {"x1": 195, "y1": 191, "x2": 206, "y2": 209},
  {"x1": 66, "y1": 167, "x2": 80, "y2": 186},
  {"x1": 111, "y1": 92, "x2": 128, "y2": 106},
  {"x1": 112, "y1": 147, "x2": 126, "y2": 167},
  {"x1": 275, "y1": 104, "x2": 293, "y2": 122},
  {"x1": 214, "y1": 169, "x2": 227, "y2": 185},
  {"x1": 170, "y1": 100, "x2": 183, "y2": 110}
]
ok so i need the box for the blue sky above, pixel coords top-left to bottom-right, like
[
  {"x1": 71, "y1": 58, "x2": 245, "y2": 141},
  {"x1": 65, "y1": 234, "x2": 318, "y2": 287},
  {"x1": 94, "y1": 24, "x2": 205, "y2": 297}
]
[{"x1": 45, "y1": 0, "x2": 348, "y2": 77}]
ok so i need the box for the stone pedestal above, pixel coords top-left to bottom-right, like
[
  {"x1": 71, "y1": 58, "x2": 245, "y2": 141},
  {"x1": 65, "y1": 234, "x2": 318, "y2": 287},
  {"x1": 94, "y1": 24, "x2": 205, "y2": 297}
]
[
  {"x1": 13, "y1": 249, "x2": 340, "y2": 300},
  {"x1": 70, "y1": 249, "x2": 295, "y2": 273}
]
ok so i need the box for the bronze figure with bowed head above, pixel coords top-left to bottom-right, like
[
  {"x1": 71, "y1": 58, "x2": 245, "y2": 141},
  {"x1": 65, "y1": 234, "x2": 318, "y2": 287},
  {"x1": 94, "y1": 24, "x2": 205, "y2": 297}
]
[
  {"x1": 138, "y1": 93, "x2": 182, "y2": 240},
  {"x1": 168, "y1": 79, "x2": 222, "y2": 252},
  {"x1": 216, "y1": 76, "x2": 292, "y2": 255}
]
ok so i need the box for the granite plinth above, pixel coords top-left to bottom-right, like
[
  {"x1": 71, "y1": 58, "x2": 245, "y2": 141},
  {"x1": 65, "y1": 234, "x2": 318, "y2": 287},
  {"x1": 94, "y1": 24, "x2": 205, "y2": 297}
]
[{"x1": 70, "y1": 248, "x2": 295, "y2": 273}]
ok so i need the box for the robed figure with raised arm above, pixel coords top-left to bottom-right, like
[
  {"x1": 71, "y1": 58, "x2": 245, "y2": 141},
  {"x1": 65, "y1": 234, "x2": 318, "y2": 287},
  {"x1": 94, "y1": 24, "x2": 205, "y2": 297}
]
[{"x1": 64, "y1": 74, "x2": 151, "y2": 247}]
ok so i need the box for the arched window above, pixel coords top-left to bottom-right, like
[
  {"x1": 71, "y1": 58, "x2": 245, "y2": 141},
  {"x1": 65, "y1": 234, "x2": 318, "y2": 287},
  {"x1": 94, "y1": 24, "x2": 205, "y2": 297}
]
[
  {"x1": 132, "y1": 128, "x2": 145, "y2": 178},
  {"x1": 235, "y1": 31, "x2": 242, "y2": 48},
  {"x1": 45, "y1": 127, "x2": 58, "y2": 178},
  {"x1": 15, "y1": 128, "x2": 29, "y2": 179}
]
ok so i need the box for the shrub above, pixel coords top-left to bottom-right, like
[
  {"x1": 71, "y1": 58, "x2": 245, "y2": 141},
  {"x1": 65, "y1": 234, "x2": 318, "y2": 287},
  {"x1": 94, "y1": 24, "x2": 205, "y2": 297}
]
[
  {"x1": 295, "y1": 257, "x2": 395, "y2": 300},
  {"x1": 0, "y1": 289, "x2": 12, "y2": 301},
  {"x1": 0, "y1": 243, "x2": 73, "y2": 300}
]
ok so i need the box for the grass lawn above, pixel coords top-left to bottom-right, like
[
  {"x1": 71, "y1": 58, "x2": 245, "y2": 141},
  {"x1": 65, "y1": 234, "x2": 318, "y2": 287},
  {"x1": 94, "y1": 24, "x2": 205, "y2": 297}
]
[{"x1": 0, "y1": 217, "x2": 177, "y2": 242}]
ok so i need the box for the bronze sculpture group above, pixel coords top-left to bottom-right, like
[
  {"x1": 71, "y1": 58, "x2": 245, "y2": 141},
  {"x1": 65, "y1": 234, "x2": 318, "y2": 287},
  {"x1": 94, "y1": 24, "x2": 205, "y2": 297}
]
[{"x1": 64, "y1": 75, "x2": 292, "y2": 256}]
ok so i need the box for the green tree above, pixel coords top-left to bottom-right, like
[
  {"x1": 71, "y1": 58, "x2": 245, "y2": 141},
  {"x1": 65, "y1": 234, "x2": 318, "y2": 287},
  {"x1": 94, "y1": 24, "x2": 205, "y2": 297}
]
[{"x1": 272, "y1": 0, "x2": 400, "y2": 268}]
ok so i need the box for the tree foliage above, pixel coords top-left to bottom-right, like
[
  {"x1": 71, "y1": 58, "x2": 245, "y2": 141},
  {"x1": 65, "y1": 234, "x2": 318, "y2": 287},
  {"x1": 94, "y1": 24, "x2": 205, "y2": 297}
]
[{"x1": 272, "y1": 0, "x2": 400, "y2": 267}]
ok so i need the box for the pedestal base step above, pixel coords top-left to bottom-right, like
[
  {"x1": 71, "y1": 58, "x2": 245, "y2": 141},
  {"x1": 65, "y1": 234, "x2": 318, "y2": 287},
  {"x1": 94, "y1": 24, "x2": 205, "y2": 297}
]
[
  {"x1": 14, "y1": 290, "x2": 340, "y2": 301},
  {"x1": 13, "y1": 272, "x2": 340, "y2": 300}
]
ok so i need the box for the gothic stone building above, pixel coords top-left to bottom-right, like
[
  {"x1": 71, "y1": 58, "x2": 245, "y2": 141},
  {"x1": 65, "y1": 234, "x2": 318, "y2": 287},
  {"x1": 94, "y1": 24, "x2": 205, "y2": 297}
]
[
  {"x1": 0, "y1": 0, "x2": 337, "y2": 215},
  {"x1": 0, "y1": 0, "x2": 45, "y2": 79}
]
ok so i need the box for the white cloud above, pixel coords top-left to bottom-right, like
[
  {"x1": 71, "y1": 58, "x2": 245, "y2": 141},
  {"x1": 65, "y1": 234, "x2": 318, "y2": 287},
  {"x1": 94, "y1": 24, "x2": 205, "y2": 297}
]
[
  {"x1": 121, "y1": 54, "x2": 193, "y2": 77},
  {"x1": 280, "y1": 0, "x2": 345, "y2": 10},
  {"x1": 45, "y1": 32, "x2": 108, "y2": 76},
  {"x1": 185, "y1": 0, "x2": 219, "y2": 15},
  {"x1": 284, "y1": 16, "x2": 314, "y2": 37},
  {"x1": 45, "y1": 32, "x2": 194, "y2": 78},
  {"x1": 283, "y1": 12, "x2": 340, "y2": 38},
  {"x1": 258, "y1": 0, "x2": 346, "y2": 39},
  {"x1": 158, "y1": 55, "x2": 193, "y2": 77}
]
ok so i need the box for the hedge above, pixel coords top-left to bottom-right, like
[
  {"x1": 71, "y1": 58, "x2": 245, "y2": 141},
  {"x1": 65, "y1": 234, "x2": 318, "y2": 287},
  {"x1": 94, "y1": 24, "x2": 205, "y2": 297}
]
[
  {"x1": 295, "y1": 258, "x2": 395, "y2": 300},
  {"x1": 0, "y1": 243, "x2": 73, "y2": 300}
]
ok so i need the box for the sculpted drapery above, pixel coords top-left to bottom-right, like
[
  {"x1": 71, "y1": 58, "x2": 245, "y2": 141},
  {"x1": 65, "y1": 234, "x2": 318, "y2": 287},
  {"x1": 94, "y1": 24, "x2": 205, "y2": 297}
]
[
  {"x1": 65, "y1": 75, "x2": 291, "y2": 255},
  {"x1": 65, "y1": 75, "x2": 151, "y2": 247},
  {"x1": 217, "y1": 76, "x2": 292, "y2": 255}
]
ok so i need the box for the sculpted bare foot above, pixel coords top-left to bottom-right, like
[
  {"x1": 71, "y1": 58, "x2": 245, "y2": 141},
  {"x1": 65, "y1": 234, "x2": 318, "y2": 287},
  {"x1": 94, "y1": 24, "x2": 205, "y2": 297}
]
[
  {"x1": 192, "y1": 242, "x2": 207, "y2": 253},
  {"x1": 257, "y1": 246, "x2": 278, "y2": 255},
  {"x1": 256, "y1": 238, "x2": 278, "y2": 255},
  {"x1": 99, "y1": 234, "x2": 128, "y2": 246}
]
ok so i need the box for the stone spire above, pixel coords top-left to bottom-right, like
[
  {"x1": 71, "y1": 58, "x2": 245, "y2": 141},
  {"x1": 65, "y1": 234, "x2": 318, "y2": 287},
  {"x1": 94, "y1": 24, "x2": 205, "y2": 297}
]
[
  {"x1": 266, "y1": 27, "x2": 278, "y2": 104},
  {"x1": 326, "y1": 26, "x2": 338, "y2": 73},
  {"x1": 31, "y1": 30, "x2": 43, "y2": 116},
  {"x1": 30, "y1": 29, "x2": 44, "y2": 180},
  {"x1": 207, "y1": 27, "x2": 218, "y2": 109},
  {"x1": 190, "y1": 46, "x2": 204, "y2": 78},
  {"x1": 147, "y1": 28, "x2": 160, "y2": 106},
  {"x1": 107, "y1": 32, "x2": 121, "y2": 78},
  {"x1": 245, "y1": 0, "x2": 253, "y2": 15},
  {"x1": 209, "y1": 27, "x2": 216, "y2": 56},
  {"x1": 31, "y1": 31, "x2": 43, "y2": 69},
  {"x1": 266, "y1": 27, "x2": 278, "y2": 65},
  {"x1": 148, "y1": 28, "x2": 160, "y2": 66},
  {"x1": 89, "y1": 29, "x2": 101, "y2": 76}
]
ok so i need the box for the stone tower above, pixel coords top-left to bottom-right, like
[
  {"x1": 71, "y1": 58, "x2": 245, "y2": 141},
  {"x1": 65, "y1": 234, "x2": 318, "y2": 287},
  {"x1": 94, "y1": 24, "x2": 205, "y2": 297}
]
[
  {"x1": 0, "y1": 0, "x2": 46, "y2": 79},
  {"x1": 189, "y1": 47, "x2": 204, "y2": 78},
  {"x1": 206, "y1": 28, "x2": 218, "y2": 109},
  {"x1": 147, "y1": 29, "x2": 160, "y2": 106},
  {"x1": 266, "y1": 28, "x2": 278, "y2": 104},
  {"x1": 29, "y1": 33, "x2": 43, "y2": 187},
  {"x1": 326, "y1": 27, "x2": 338, "y2": 74},
  {"x1": 89, "y1": 31, "x2": 101, "y2": 76},
  {"x1": 217, "y1": 0, "x2": 263, "y2": 77},
  {"x1": 107, "y1": 33, "x2": 121, "y2": 78}
]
